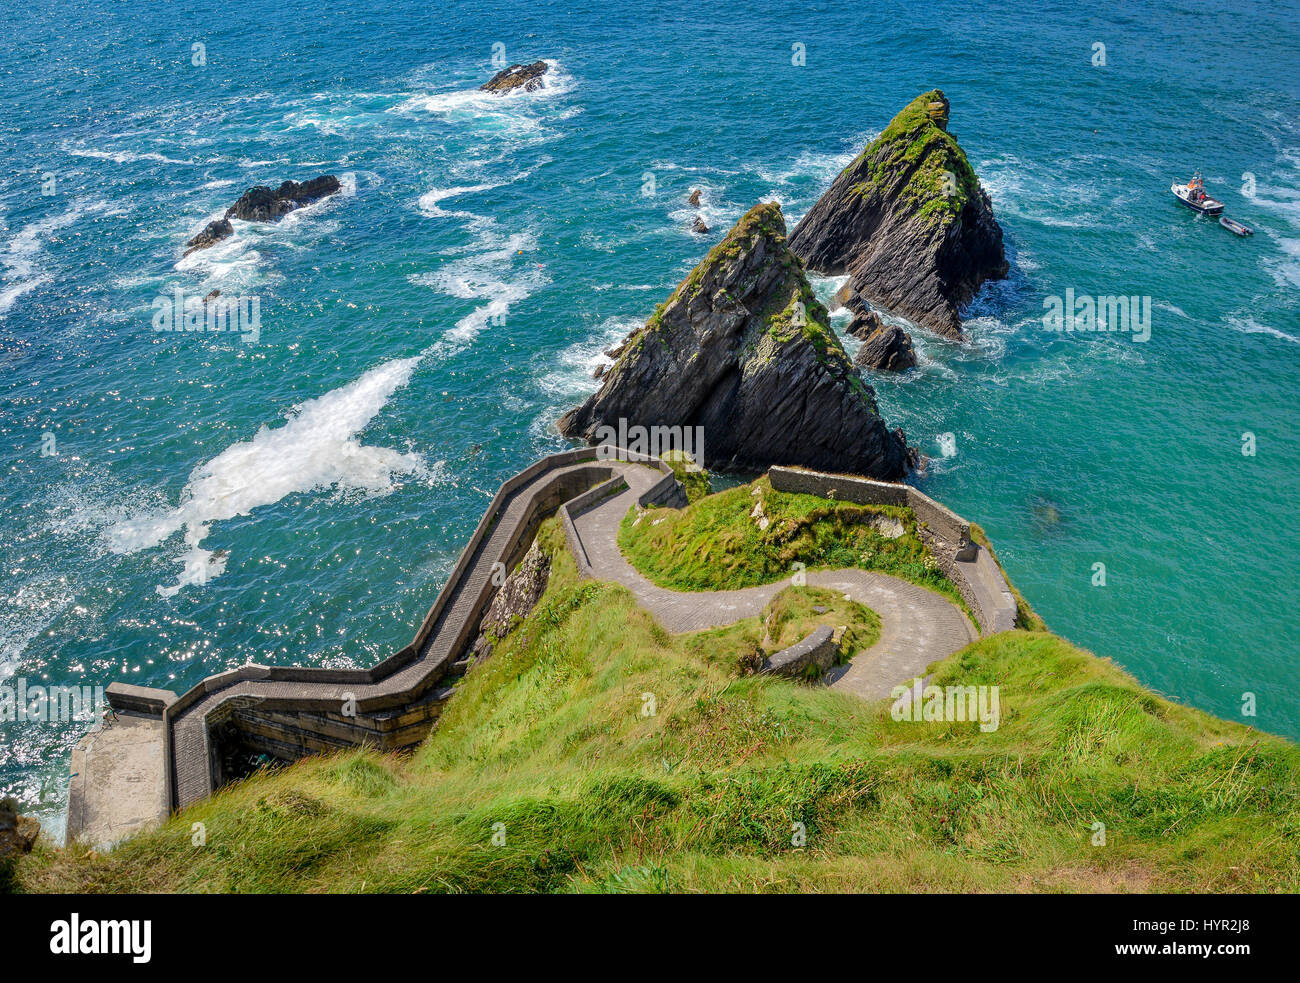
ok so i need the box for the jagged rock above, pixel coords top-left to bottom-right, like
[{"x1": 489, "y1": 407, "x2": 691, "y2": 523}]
[
  {"x1": 603, "y1": 342, "x2": 626, "y2": 360},
  {"x1": 184, "y1": 176, "x2": 342, "y2": 256},
  {"x1": 692, "y1": 216, "x2": 710, "y2": 235},
  {"x1": 788, "y1": 90, "x2": 1007, "y2": 340},
  {"x1": 832, "y1": 281, "x2": 866, "y2": 316},
  {"x1": 688, "y1": 188, "x2": 702, "y2": 207},
  {"x1": 480, "y1": 61, "x2": 549, "y2": 94},
  {"x1": 557, "y1": 202, "x2": 915, "y2": 479},
  {"x1": 227, "y1": 176, "x2": 342, "y2": 222},
  {"x1": 203, "y1": 289, "x2": 221, "y2": 304},
  {"x1": 854, "y1": 324, "x2": 917, "y2": 372},
  {"x1": 0, "y1": 798, "x2": 39, "y2": 859},
  {"x1": 469, "y1": 540, "x2": 551, "y2": 664},
  {"x1": 593, "y1": 363, "x2": 607, "y2": 380},
  {"x1": 847, "y1": 308, "x2": 885, "y2": 339},
  {"x1": 184, "y1": 218, "x2": 234, "y2": 257}
]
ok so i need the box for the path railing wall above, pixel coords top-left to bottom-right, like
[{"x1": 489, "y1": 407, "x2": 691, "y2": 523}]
[{"x1": 104, "y1": 445, "x2": 684, "y2": 811}]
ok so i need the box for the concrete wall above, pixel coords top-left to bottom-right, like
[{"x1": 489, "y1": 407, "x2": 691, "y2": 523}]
[
  {"x1": 761, "y1": 625, "x2": 838, "y2": 679},
  {"x1": 767, "y1": 466, "x2": 1017, "y2": 636},
  {"x1": 101, "y1": 447, "x2": 688, "y2": 813}
]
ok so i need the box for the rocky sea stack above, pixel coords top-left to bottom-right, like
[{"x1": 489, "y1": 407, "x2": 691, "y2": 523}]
[
  {"x1": 184, "y1": 176, "x2": 342, "y2": 256},
  {"x1": 788, "y1": 90, "x2": 1007, "y2": 340},
  {"x1": 480, "y1": 61, "x2": 549, "y2": 94},
  {"x1": 557, "y1": 202, "x2": 914, "y2": 479}
]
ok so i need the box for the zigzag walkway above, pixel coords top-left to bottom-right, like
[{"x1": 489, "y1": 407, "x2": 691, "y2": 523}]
[
  {"x1": 76, "y1": 447, "x2": 996, "y2": 847},
  {"x1": 569, "y1": 467, "x2": 977, "y2": 699}
]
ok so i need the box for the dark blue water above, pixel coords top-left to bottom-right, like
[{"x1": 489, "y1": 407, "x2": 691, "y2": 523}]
[{"x1": 2, "y1": 0, "x2": 1298, "y2": 835}]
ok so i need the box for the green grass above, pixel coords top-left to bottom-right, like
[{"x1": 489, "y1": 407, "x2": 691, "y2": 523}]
[
  {"x1": 851, "y1": 90, "x2": 983, "y2": 228},
  {"x1": 619, "y1": 476, "x2": 967, "y2": 614},
  {"x1": 12, "y1": 516, "x2": 1300, "y2": 894},
  {"x1": 660, "y1": 449, "x2": 711, "y2": 504}
]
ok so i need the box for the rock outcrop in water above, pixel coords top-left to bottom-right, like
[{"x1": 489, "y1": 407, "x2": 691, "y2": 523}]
[
  {"x1": 183, "y1": 176, "x2": 342, "y2": 256},
  {"x1": 557, "y1": 202, "x2": 915, "y2": 479},
  {"x1": 788, "y1": 90, "x2": 1007, "y2": 340},
  {"x1": 481, "y1": 61, "x2": 549, "y2": 93},
  {"x1": 854, "y1": 323, "x2": 917, "y2": 372}
]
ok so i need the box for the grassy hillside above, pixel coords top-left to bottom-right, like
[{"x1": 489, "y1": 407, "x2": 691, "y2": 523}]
[{"x1": 11, "y1": 504, "x2": 1300, "y2": 893}]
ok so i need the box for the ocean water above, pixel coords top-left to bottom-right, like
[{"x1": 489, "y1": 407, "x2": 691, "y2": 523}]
[{"x1": 2, "y1": 0, "x2": 1298, "y2": 835}]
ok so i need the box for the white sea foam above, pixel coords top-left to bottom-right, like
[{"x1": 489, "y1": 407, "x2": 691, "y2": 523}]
[
  {"x1": 936, "y1": 433, "x2": 958, "y2": 458},
  {"x1": 174, "y1": 174, "x2": 353, "y2": 290},
  {"x1": 539, "y1": 316, "x2": 643, "y2": 400},
  {"x1": 392, "y1": 60, "x2": 574, "y2": 119},
  {"x1": 412, "y1": 230, "x2": 547, "y2": 346},
  {"x1": 106, "y1": 357, "x2": 430, "y2": 596},
  {"x1": 417, "y1": 180, "x2": 508, "y2": 220},
  {"x1": 810, "y1": 274, "x2": 851, "y2": 312},
  {"x1": 753, "y1": 140, "x2": 866, "y2": 187},
  {"x1": 667, "y1": 183, "x2": 735, "y2": 235},
  {"x1": 1225, "y1": 313, "x2": 1300, "y2": 346},
  {"x1": 978, "y1": 155, "x2": 1096, "y2": 229},
  {"x1": 0, "y1": 200, "x2": 107, "y2": 316},
  {"x1": 63, "y1": 144, "x2": 191, "y2": 165}
]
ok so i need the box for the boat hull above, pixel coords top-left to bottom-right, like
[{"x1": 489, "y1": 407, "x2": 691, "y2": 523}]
[{"x1": 1172, "y1": 187, "x2": 1225, "y2": 215}]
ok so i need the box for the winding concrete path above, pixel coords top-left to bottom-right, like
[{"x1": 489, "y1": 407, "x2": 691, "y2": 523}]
[
  {"x1": 570, "y1": 466, "x2": 977, "y2": 700},
  {"x1": 76, "y1": 449, "x2": 983, "y2": 846}
]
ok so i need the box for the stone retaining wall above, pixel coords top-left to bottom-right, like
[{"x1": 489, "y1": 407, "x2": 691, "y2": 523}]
[{"x1": 761, "y1": 625, "x2": 838, "y2": 679}]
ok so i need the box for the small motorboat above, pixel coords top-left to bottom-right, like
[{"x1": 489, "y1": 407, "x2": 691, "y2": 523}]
[
  {"x1": 1171, "y1": 171, "x2": 1225, "y2": 215},
  {"x1": 1219, "y1": 216, "x2": 1254, "y2": 236}
]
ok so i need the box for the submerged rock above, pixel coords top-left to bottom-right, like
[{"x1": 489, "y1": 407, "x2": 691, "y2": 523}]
[
  {"x1": 227, "y1": 176, "x2": 341, "y2": 222},
  {"x1": 480, "y1": 61, "x2": 549, "y2": 94},
  {"x1": 832, "y1": 280, "x2": 867, "y2": 317},
  {"x1": 183, "y1": 218, "x2": 233, "y2": 257},
  {"x1": 557, "y1": 202, "x2": 915, "y2": 479},
  {"x1": 788, "y1": 90, "x2": 1007, "y2": 340},
  {"x1": 854, "y1": 323, "x2": 917, "y2": 372},
  {"x1": 184, "y1": 176, "x2": 342, "y2": 256}
]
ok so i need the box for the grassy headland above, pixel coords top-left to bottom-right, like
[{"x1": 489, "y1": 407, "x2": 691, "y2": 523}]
[{"x1": 11, "y1": 499, "x2": 1300, "y2": 893}]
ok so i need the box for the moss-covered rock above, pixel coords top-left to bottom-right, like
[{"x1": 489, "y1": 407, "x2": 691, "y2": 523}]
[{"x1": 788, "y1": 90, "x2": 1007, "y2": 340}]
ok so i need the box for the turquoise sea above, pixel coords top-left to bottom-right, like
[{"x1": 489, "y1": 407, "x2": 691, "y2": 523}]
[{"x1": 2, "y1": 0, "x2": 1298, "y2": 835}]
